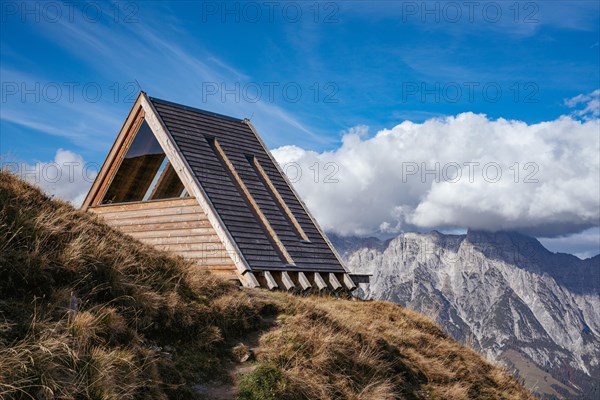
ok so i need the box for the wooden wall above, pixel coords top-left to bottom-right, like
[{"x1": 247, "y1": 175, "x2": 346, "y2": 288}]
[{"x1": 89, "y1": 197, "x2": 238, "y2": 279}]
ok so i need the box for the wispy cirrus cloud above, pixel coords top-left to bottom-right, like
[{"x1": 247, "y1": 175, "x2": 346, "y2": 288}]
[
  {"x1": 0, "y1": 67, "x2": 123, "y2": 150},
  {"x1": 565, "y1": 89, "x2": 600, "y2": 120},
  {"x1": 26, "y1": 5, "x2": 330, "y2": 148}
]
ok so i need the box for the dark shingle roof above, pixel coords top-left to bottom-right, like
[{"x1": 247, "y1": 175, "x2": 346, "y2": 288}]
[{"x1": 150, "y1": 97, "x2": 346, "y2": 273}]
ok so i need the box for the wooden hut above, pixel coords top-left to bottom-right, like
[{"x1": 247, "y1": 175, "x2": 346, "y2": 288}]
[{"x1": 82, "y1": 92, "x2": 358, "y2": 291}]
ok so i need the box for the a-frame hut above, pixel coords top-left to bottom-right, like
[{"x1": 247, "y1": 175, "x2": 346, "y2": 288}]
[{"x1": 82, "y1": 92, "x2": 358, "y2": 291}]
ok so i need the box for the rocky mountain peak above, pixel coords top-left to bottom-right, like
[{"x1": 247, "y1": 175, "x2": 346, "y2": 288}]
[{"x1": 337, "y1": 230, "x2": 600, "y2": 400}]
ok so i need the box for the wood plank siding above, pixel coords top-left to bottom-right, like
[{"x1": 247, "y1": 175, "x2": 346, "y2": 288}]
[{"x1": 89, "y1": 197, "x2": 238, "y2": 279}]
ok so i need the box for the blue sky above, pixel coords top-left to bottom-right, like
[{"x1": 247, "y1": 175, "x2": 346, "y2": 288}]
[{"x1": 1, "y1": 1, "x2": 599, "y2": 256}]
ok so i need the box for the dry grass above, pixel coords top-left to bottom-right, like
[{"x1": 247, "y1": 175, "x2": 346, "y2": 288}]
[
  {"x1": 239, "y1": 295, "x2": 536, "y2": 400},
  {"x1": 0, "y1": 172, "x2": 535, "y2": 399},
  {"x1": 0, "y1": 172, "x2": 267, "y2": 399}
]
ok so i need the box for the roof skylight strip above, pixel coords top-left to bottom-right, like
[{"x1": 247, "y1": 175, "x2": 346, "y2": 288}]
[
  {"x1": 207, "y1": 137, "x2": 296, "y2": 266},
  {"x1": 250, "y1": 156, "x2": 310, "y2": 242}
]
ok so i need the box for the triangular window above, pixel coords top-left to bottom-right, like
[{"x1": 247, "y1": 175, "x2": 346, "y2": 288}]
[{"x1": 101, "y1": 119, "x2": 187, "y2": 204}]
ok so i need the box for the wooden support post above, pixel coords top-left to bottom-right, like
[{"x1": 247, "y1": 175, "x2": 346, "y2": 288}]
[
  {"x1": 263, "y1": 271, "x2": 278, "y2": 290},
  {"x1": 297, "y1": 272, "x2": 312, "y2": 291},
  {"x1": 280, "y1": 271, "x2": 295, "y2": 291},
  {"x1": 328, "y1": 273, "x2": 342, "y2": 291},
  {"x1": 313, "y1": 272, "x2": 327, "y2": 291},
  {"x1": 342, "y1": 274, "x2": 356, "y2": 290},
  {"x1": 242, "y1": 271, "x2": 260, "y2": 288}
]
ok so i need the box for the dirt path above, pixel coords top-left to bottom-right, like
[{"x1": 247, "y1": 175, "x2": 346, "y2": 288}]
[{"x1": 194, "y1": 315, "x2": 279, "y2": 400}]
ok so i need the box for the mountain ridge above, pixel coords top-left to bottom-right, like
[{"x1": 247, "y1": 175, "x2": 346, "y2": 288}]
[{"x1": 332, "y1": 230, "x2": 600, "y2": 400}]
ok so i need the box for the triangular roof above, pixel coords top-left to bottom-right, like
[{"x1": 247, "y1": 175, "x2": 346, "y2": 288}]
[{"x1": 83, "y1": 92, "x2": 353, "y2": 290}]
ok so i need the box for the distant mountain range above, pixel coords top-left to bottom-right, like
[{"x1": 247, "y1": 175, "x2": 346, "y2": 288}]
[{"x1": 330, "y1": 230, "x2": 600, "y2": 400}]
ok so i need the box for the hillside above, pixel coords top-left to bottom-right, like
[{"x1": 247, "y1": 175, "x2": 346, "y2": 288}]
[
  {"x1": 0, "y1": 171, "x2": 534, "y2": 400},
  {"x1": 339, "y1": 231, "x2": 599, "y2": 399}
]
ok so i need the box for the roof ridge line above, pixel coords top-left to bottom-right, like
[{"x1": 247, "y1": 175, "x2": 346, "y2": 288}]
[{"x1": 149, "y1": 96, "x2": 244, "y2": 123}]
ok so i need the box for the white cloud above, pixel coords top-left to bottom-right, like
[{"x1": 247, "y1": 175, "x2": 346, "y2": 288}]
[
  {"x1": 565, "y1": 89, "x2": 600, "y2": 120},
  {"x1": 539, "y1": 227, "x2": 600, "y2": 260},
  {"x1": 272, "y1": 112, "x2": 600, "y2": 237},
  {"x1": 3, "y1": 149, "x2": 96, "y2": 207}
]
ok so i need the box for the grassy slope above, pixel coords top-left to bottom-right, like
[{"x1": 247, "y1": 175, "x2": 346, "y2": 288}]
[{"x1": 0, "y1": 172, "x2": 535, "y2": 400}]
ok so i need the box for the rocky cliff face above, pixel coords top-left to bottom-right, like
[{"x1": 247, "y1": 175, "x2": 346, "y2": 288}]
[{"x1": 335, "y1": 230, "x2": 600, "y2": 400}]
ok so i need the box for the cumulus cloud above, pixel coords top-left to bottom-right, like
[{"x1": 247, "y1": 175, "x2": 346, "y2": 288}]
[
  {"x1": 272, "y1": 112, "x2": 599, "y2": 237},
  {"x1": 2, "y1": 149, "x2": 97, "y2": 206}
]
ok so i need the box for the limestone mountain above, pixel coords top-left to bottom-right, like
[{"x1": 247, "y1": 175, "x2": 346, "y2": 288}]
[{"x1": 335, "y1": 230, "x2": 600, "y2": 400}]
